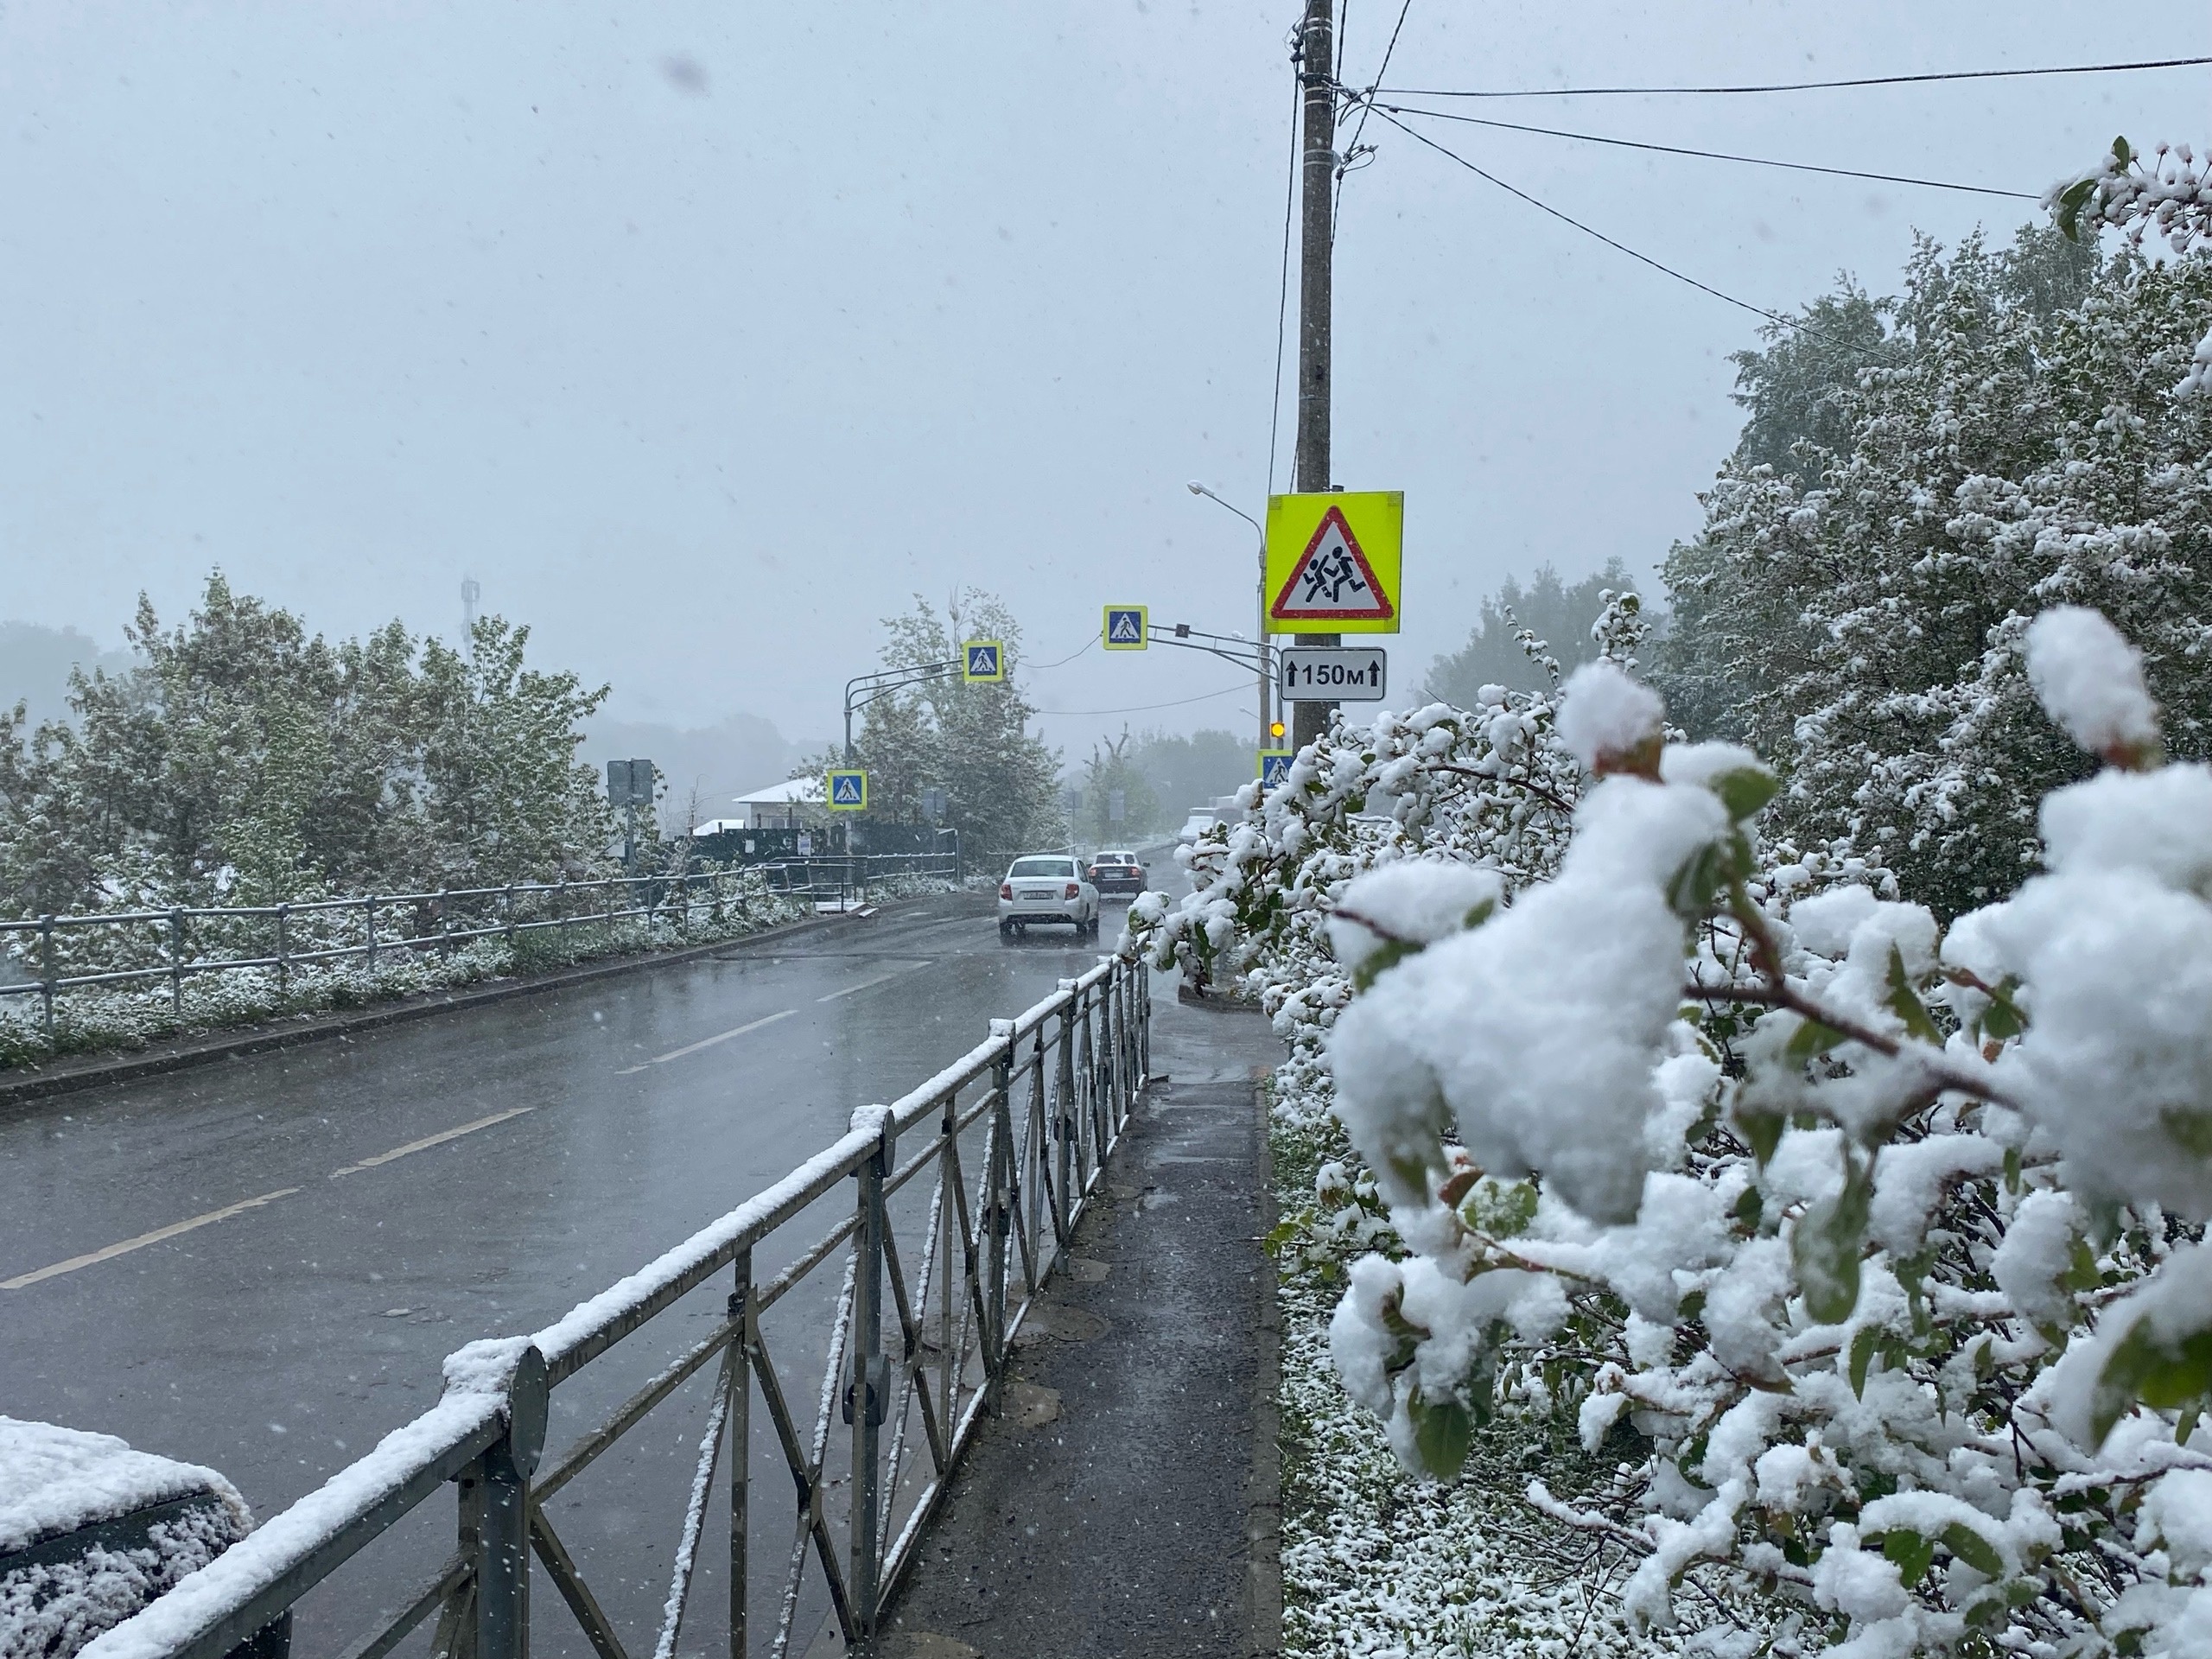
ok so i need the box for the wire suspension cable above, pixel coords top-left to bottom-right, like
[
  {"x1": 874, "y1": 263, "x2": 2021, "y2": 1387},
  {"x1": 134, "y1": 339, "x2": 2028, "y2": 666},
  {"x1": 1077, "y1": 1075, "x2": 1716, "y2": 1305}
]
[
  {"x1": 1334, "y1": 0, "x2": 1414, "y2": 236},
  {"x1": 1370, "y1": 54, "x2": 2212, "y2": 99},
  {"x1": 1266, "y1": 41, "x2": 1301, "y2": 499},
  {"x1": 1359, "y1": 94, "x2": 2037, "y2": 199},
  {"x1": 1361, "y1": 105, "x2": 1833, "y2": 339}
]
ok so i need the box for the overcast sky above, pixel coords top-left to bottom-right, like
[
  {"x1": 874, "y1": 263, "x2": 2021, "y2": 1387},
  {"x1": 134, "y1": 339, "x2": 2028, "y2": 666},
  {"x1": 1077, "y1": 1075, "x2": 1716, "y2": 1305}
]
[{"x1": 3, "y1": 2, "x2": 2204, "y2": 759}]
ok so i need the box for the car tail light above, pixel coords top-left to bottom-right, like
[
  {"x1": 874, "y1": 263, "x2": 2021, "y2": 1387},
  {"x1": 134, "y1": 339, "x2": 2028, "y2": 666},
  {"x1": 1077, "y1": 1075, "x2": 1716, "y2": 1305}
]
[
  {"x1": 1065, "y1": 882, "x2": 1080, "y2": 899},
  {"x1": 1000, "y1": 882, "x2": 1013, "y2": 899}
]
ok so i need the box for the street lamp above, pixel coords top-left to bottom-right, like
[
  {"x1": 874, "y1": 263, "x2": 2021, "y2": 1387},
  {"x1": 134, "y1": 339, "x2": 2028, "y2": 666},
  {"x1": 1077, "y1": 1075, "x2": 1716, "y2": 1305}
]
[{"x1": 1186, "y1": 481, "x2": 1274, "y2": 748}]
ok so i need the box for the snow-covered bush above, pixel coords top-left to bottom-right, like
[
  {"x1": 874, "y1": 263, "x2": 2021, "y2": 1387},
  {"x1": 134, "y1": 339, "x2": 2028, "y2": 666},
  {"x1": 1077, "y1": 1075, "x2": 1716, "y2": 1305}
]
[{"x1": 1162, "y1": 601, "x2": 2212, "y2": 1655}]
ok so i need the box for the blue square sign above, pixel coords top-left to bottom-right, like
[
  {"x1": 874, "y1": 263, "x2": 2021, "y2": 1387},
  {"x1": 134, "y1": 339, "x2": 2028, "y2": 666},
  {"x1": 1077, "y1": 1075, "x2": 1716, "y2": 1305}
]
[
  {"x1": 828, "y1": 769, "x2": 868, "y2": 810},
  {"x1": 962, "y1": 640, "x2": 1005, "y2": 682},
  {"x1": 1103, "y1": 606, "x2": 1147, "y2": 650},
  {"x1": 1258, "y1": 750, "x2": 1294, "y2": 790}
]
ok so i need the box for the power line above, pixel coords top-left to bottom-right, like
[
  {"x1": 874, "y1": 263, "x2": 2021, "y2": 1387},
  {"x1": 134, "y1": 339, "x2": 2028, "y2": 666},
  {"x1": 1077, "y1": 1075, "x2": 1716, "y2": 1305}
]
[
  {"x1": 1371, "y1": 54, "x2": 2212, "y2": 99},
  {"x1": 1361, "y1": 95, "x2": 2037, "y2": 199},
  {"x1": 1025, "y1": 634, "x2": 1097, "y2": 671},
  {"x1": 1266, "y1": 42, "x2": 1300, "y2": 498},
  {"x1": 1034, "y1": 683, "x2": 1249, "y2": 717},
  {"x1": 1334, "y1": 0, "x2": 1414, "y2": 234},
  {"x1": 1360, "y1": 104, "x2": 1834, "y2": 339}
]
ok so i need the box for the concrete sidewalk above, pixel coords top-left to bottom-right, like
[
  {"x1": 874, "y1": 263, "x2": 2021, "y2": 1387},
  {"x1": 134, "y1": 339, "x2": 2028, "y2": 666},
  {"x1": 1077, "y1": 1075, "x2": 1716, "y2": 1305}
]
[{"x1": 874, "y1": 981, "x2": 1285, "y2": 1659}]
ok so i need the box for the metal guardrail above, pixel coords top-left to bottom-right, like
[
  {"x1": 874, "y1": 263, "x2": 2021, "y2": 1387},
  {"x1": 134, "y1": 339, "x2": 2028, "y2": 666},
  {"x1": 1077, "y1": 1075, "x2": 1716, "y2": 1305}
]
[
  {"x1": 0, "y1": 855, "x2": 964, "y2": 1041},
  {"x1": 76, "y1": 952, "x2": 1152, "y2": 1659}
]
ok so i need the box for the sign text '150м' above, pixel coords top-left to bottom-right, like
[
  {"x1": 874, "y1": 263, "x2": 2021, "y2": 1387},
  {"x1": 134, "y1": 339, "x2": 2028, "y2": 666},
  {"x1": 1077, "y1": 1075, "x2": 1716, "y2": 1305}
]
[
  {"x1": 1263, "y1": 491, "x2": 1402, "y2": 634},
  {"x1": 1277, "y1": 645, "x2": 1386, "y2": 702}
]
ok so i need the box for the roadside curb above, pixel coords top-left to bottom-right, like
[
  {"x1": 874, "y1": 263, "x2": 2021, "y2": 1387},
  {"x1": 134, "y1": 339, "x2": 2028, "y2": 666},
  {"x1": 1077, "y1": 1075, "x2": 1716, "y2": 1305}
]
[
  {"x1": 0, "y1": 897, "x2": 961, "y2": 1112},
  {"x1": 1248, "y1": 1068, "x2": 1285, "y2": 1658}
]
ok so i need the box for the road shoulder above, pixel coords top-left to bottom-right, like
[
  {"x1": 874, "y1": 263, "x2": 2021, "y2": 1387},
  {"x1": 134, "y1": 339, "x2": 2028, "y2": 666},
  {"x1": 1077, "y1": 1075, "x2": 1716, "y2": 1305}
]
[{"x1": 873, "y1": 984, "x2": 1283, "y2": 1659}]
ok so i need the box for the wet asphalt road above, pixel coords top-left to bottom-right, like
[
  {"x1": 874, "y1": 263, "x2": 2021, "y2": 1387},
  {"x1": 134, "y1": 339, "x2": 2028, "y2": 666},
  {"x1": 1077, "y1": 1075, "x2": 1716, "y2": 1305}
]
[{"x1": 0, "y1": 891, "x2": 1127, "y2": 1525}]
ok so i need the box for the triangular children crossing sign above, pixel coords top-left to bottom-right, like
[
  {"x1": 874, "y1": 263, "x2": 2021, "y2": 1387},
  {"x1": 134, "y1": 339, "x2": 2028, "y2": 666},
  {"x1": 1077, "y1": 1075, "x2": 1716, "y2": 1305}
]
[{"x1": 1263, "y1": 492, "x2": 1402, "y2": 634}]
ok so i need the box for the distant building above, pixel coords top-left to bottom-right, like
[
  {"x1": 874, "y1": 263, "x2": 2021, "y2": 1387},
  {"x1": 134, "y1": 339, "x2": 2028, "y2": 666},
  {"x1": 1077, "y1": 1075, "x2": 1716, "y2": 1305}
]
[{"x1": 719, "y1": 778, "x2": 829, "y2": 830}]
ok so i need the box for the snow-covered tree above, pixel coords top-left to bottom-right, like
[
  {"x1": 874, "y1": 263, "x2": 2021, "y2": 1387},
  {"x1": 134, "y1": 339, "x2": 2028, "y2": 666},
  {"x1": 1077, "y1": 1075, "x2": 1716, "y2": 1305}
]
[{"x1": 1656, "y1": 225, "x2": 2212, "y2": 917}]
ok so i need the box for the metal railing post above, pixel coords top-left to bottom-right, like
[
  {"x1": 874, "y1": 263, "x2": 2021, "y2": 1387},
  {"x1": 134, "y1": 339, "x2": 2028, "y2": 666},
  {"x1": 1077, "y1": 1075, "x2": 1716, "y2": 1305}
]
[
  {"x1": 504, "y1": 883, "x2": 516, "y2": 950},
  {"x1": 474, "y1": 1347, "x2": 548, "y2": 1659},
  {"x1": 169, "y1": 907, "x2": 186, "y2": 1018},
  {"x1": 276, "y1": 904, "x2": 290, "y2": 999},
  {"x1": 985, "y1": 1038, "x2": 1015, "y2": 1371},
  {"x1": 38, "y1": 915, "x2": 55, "y2": 1043},
  {"x1": 365, "y1": 895, "x2": 378, "y2": 973},
  {"x1": 439, "y1": 889, "x2": 453, "y2": 958},
  {"x1": 848, "y1": 1113, "x2": 890, "y2": 1636},
  {"x1": 556, "y1": 878, "x2": 569, "y2": 958},
  {"x1": 1054, "y1": 991, "x2": 1078, "y2": 1236},
  {"x1": 728, "y1": 1248, "x2": 753, "y2": 1659}
]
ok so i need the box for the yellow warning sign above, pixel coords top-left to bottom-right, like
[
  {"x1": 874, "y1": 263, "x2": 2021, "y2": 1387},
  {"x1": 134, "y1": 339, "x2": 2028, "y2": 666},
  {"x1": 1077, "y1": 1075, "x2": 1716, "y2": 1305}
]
[{"x1": 1263, "y1": 492, "x2": 1402, "y2": 634}]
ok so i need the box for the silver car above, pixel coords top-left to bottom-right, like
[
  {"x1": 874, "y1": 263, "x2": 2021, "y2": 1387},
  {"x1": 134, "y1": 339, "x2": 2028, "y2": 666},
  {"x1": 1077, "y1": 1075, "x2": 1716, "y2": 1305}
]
[{"x1": 997, "y1": 855, "x2": 1100, "y2": 940}]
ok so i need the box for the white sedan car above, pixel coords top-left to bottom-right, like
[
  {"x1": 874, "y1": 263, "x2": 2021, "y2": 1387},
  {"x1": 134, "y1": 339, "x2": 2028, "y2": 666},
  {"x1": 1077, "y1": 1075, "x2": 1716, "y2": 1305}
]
[{"x1": 998, "y1": 855, "x2": 1101, "y2": 940}]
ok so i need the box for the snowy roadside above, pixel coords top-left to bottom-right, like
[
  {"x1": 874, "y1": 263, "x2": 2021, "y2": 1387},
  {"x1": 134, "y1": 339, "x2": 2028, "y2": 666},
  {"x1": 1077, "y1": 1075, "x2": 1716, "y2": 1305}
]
[
  {"x1": 0, "y1": 877, "x2": 955, "y2": 1076},
  {"x1": 1271, "y1": 1083, "x2": 1758, "y2": 1659}
]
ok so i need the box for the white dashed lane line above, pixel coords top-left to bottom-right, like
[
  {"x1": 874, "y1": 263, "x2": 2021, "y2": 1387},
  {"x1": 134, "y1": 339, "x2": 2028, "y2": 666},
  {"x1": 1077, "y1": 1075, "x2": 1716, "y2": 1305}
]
[
  {"x1": 1, "y1": 1187, "x2": 301, "y2": 1290},
  {"x1": 815, "y1": 959, "x2": 933, "y2": 1004},
  {"x1": 327, "y1": 1106, "x2": 536, "y2": 1178},
  {"x1": 3, "y1": 1104, "x2": 541, "y2": 1289},
  {"x1": 616, "y1": 1007, "x2": 798, "y2": 1073}
]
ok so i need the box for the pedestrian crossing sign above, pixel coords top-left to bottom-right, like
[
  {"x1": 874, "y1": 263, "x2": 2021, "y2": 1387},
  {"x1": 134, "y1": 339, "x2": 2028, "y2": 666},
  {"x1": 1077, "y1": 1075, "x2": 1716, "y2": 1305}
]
[
  {"x1": 962, "y1": 640, "x2": 1006, "y2": 682},
  {"x1": 828, "y1": 769, "x2": 868, "y2": 810},
  {"x1": 1264, "y1": 491, "x2": 1402, "y2": 634},
  {"x1": 1103, "y1": 606, "x2": 1147, "y2": 650},
  {"x1": 1258, "y1": 750, "x2": 1294, "y2": 790}
]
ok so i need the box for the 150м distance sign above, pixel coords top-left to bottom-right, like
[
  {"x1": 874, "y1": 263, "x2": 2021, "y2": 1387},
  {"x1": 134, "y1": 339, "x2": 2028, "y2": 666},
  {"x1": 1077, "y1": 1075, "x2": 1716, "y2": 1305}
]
[{"x1": 1278, "y1": 646, "x2": 1387, "y2": 702}]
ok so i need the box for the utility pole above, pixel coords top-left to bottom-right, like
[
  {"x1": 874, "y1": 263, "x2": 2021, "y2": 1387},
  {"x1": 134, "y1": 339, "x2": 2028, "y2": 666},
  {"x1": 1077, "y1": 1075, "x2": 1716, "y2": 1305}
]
[{"x1": 1290, "y1": 0, "x2": 1337, "y2": 752}]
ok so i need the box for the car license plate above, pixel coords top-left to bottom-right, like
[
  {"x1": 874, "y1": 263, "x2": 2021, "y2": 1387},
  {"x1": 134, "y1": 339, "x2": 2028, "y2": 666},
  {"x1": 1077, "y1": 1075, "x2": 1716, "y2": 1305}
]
[{"x1": 1021, "y1": 889, "x2": 1053, "y2": 901}]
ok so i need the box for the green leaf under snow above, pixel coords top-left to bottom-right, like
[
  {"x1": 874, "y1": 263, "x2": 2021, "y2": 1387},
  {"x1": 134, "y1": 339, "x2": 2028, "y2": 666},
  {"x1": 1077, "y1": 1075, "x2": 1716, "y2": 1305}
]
[
  {"x1": 2113, "y1": 136, "x2": 2133, "y2": 167},
  {"x1": 1462, "y1": 1177, "x2": 1539, "y2": 1239},
  {"x1": 2093, "y1": 1313, "x2": 2212, "y2": 1446},
  {"x1": 1784, "y1": 1015, "x2": 1848, "y2": 1062},
  {"x1": 1943, "y1": 1522, "x2": 2004, "y2": 1580},
  {"x1": 1707, "y1": 765, "x2": 1780, "y2": 822},
  {"x1": 1737, "y1": 1105, "x2": 1786, "y2": 1166},
  {"x1": 1792, "y1": 1152, "x2": 1871, "y2": 1325},
  {"x1": 1408, "y1": 1391, "x2": 1475, "y2": 1480},
  {"x1": 1881, "y1": 1528, "x2": 1936, "y2": 1587},
  {"x1": 2161, "y1": 1105, "x2": 2212, "y2": 1159},
  {"x1": 1351, "y1": 936, "x2": 1424, "y2": 993},
  {"x1": 1849, "y1": 1325, "x2": 1880, "y2": 1399},
  {"x1": 1980, "y1": 976, "x2": 2027, "y2": 1040},
  {"x1": 2056, "y1": 176, "x2": 2096, "y2": 242},
  {"x1": 1885, "y1": 944, "x2": 1945, "y2": 1046}
]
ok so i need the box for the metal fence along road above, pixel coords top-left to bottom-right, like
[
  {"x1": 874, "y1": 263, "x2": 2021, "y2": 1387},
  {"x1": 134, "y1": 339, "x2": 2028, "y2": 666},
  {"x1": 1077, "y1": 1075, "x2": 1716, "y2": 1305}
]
[
  {"x1": 0, "y1": 855, "x2": 964, "y2": 1041},
  {"x1": 74, "y1": 951, "x2": 1152, "y2": 1659}
]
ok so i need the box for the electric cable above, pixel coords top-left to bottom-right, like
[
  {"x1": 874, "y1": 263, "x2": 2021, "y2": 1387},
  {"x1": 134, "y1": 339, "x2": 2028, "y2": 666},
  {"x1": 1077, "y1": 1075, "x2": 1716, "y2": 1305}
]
[
  {"x1": 1359, "y1": 94, "x2": 2037, "y2": 199},
  {"x1": 1359, "y1": 104, "x2": 1839, "y2": 339},
  {"x1": 1335, "y1": 0, "x2": 1415, "y2": 236},
  {"x1": 1266, "y1": 42, "x2": 1300, "y2": 499},
  {"x1": 1033, "y1": 683, "x2": 1249, "y2": 717},
  {"x1": 1370, "y1": 54, "x2": 2212, "y2": 99},
  {"x1": 1024, "y1": 635, "x2": 1097, "y2": 671}
]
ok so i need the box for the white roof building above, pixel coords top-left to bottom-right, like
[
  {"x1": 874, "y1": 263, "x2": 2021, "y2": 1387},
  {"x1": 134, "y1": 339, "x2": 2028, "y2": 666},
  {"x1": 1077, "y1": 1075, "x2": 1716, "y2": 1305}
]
[{"x1": 716, "y1": 778, "x2": 827, "y2": 829}]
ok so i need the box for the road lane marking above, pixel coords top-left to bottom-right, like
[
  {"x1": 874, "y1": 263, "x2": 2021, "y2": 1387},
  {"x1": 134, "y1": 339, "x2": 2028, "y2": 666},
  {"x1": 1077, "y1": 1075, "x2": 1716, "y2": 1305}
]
[
  {"x1": 815, "y1": 959, "x2": 933, "y2": 1004},
  {"x1": 628, "y1": 1008, "x2": 798, "y2": 1071},
  {"x1": 2, "y1": 1187, "x2": 302, "y2": 1290},
  {"x1": 328, "y1": 1106, "x2": 537, "y2": 1179}
]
